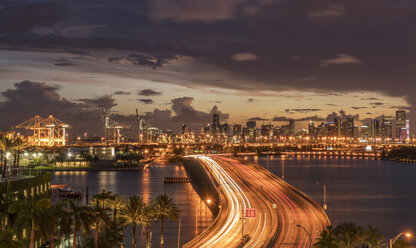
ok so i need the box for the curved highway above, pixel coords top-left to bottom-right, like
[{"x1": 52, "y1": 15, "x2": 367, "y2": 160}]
[{"x1": 184, "y1": 156, "x2": 330, "y2": 248}]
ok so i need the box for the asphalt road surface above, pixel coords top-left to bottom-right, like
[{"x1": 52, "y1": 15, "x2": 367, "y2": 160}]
[{"x1": 183, "y1": 156, "x2": 330, "y2": 248}]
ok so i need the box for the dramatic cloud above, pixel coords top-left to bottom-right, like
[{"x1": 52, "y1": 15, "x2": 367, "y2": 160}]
[
  {"x1": 272, "y1": 116, "x2": 291, "y2": 122},
  {"x1": 54, "y1": 62, "x2": 76, "y2": 67},
  {"x1": 138, "y1": 99, "x2": 153, "y2": 104},
  {"x1": 141, "y1": 97, "x2": 229, "y2": 132},
  {"x1": 114, "y1": 91, "x2": 131, "y2": 95},
  {"x1": 0, "y1": 81, "x2": 230, "y2": 135},
  {"x1": 108, "y1": 54, "x2": 162, "y2": 69},
  {"x1": 324, "y1": 110, "x2": 360, "y2": 122},
  {"x1": 370, "y1": 102, "x2": 384, "y2": 106},
  {"x1": 296, "y1": 115, "x2": 325, "y2": 122},
  {"x1": 320, "y1": 54, "x2": 362, "y2": 66},
  {"x1": 0, "y1": 1, "x2": 70, "y2": 34},
  {"x1": 76, "y1": 95, "x2": 117, "y2": 110},
  {"x1": 0, "y1": 81, "x2": 107, "y2": 135},
  {"x1": 139, "y1": 89, "x2": 162, "y2": 97},
  {"x1": 231, "y1": 53, "x2": 260, "y2": 62},
  {"x1": 248, "y1": 117, "x2": 268, "y2": 121},
  {"x1": 285, "y1": 108, "x2": 322, "y2": 114}
]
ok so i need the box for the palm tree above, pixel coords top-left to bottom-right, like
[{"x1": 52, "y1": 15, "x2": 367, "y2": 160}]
[
  {"x1": 107, "y1": 194, "x2": 125, "y2": 222},
  {"x1": 67, "y1": 200, "x2": 94, "y2": 248},
  {"x1": 120, "y1": 196, "x2": 144, "y2": 248},
  {"x1": 363, "y1": 226, "x2": 385, "y2": 248},
  {"x1": 92, "y1": 190, "x2": 113, "y2": 208},
  {"x1": 0, "y1": 137, "x2": 14, "y2": 178},
  {"x1": 49, "y1": 201, "x2": 72, "y2": 248},
  {"x1": 332, "y1": 222, "x2": 368, "y2": 248},
  {"x1": 0, "y1": 229, "x2": 25, "y2": 248},
  {"x1": 142, "y1": 203, "x2": 157, "y2": 248},
  {"x1": 0, "y1": 191, "x2": 23, "y2": 231},
  {"x1": 90, "y1": 203, "x2": 111, "y2": 248},
  {"x1": 153, "y1": 194, "x2": 180, "y2": 248},
  {"x1": 9, "y1": 198, "x2": 55, "y2": 248},
  {"x1": 12, "y1": 138, "x2": 28, "y2": 169},
  {"x1": 314, "y1": 226, "x2": 337, "y2": 248}
]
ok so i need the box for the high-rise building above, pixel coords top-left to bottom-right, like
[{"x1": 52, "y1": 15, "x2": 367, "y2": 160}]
[
  {"x1": 344, "y1": 118, "x2": 354, "y2": 138},
  {"x1": 334, "y1": 117, "x2": 341, "y2": 137},
  {"x1": 212, "y1": 114, "x2": 220, "y2": 134},
  {"x1": 246, "y1": 121, "x2": 256, "y2": 142},
  {"x1": 308, "y1": 121, "x2": 315, "y2": 138},
  {"x1": 246, "y1": 121, "x2": 256, "y2": 129},
  {"x1": 233, "y1": 124, "x2": 242, "y2": 137},
  {"x1": 361, "y1": 125, "x2": 371, "y2": 139},
  {"x1": 370, "y1": 119, "x2": 380, "y2": 139},
  {"x1": 406, "y1": 120, "x2": 410, "y2": 140},
  {"x1": 382, "y1": 117, "x2": 393, "y2": 139},
  {"x1": 288, "y1": 119, "x2": 295, "y2": 136},
  {"x1": 261, "y1": 124, "x2": 274, "y2": 137},
  {"x1": 395, "y1": 110, "x2": 406, "y2": 140},
  {"x1": 327, "y1": 122, "x2": 336, "y2": 137},
  {"x1": 221, "y1": 123, "x2": 230, "y2": 136}
]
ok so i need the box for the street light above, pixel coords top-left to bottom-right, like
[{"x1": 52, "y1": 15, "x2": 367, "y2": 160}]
[
  {"x1": 315, "y1": 182, "x2": 327, "y2": 211},
  {"x1": 389, "y1": 232, "x2": 412, "y2": 248},
  {"x1": 296, "y1": 224, "x2": 312, "y2": 248}
]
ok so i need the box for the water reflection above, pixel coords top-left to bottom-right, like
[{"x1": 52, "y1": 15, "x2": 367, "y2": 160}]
[
  {"x1": 250, "y1": 156, "x2": 416, "y2": 244},
  {"x1": 51, "y1": 161, "x2": 213, "y2": 248}
]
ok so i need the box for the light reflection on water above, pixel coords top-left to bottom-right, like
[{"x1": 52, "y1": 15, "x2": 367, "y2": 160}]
[
  {"x1": 250, "y1": 156, "x2": 416, "y2": 244},
  {"x1": 51, "y1": 161, "x2": 213, "y2": 248}
]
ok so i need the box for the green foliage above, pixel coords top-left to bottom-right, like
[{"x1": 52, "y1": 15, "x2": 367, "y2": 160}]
[
  {"x1": 2, "y1": 187, "x2": 180, "y2": 248},
  {"x1": 314, "y1": 223, "x2": 385, "y2": 248},
  {"x1": 386, "y1": 146, "x2": 416, "y2": 161},
  {"x1": 0, "y1": 229, "x2": 25, "y2": 248},
  {"x1": 154, "y1": 194, "x2": 180, "y2": 248},
  {"x1": 393, "y1": 239, "x2": 411, "y2": 248}
]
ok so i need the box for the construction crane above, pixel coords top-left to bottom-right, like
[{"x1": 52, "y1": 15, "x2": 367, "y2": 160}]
[
  {"x1": 102, "y1": 105, "x2": 131, "y2": 143},
  {"x1": 14, "y1": 115, "x2": 71, "y2": 146}
]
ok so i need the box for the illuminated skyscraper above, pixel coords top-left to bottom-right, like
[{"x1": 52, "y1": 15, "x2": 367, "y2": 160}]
[
  {"x1": 212, "y1": 114, "x2": 220, "y2": 134},
  {"x1": 308, "y1": 120, "x2": 315, "y2": 138},
  {"x1": 382, "y1": 116, "x2": 393, "y2": 139},
  {"x1": 370, "y1": 119, "x2": 380, "y2": 139},
  {"x1": 395, "y1": 110, "x2": 406, "y2": 140},
  {"x1": 334, "y1": 117, "x2": 341, "y2": 137},
  {"x1": 344, "y1": 117, "x2": 354, "y2": 138}
]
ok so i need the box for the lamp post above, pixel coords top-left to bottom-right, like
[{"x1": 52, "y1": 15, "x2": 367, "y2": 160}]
[
  {"x1": 296, "y1": 224, "x2": 312, "y2": 248},
  {"x1": 389, "y1": 232, "x2": 411, "y2": 248},
  {"x1": 315, "y1": 182, "x2": 327, "y2": 211}
]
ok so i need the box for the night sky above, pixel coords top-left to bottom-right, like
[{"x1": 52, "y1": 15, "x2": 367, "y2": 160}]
[{"x1": 0, "y1": 0, "x2": 415, "y2": 135}]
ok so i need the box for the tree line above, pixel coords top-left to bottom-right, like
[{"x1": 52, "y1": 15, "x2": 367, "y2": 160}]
[
  {"x1": 0, "y1": 190, "x2": 180, "y2": 248},
  {"x1": 0, "y1": 137, "x2": 28, "y2": 178},
  {"x1": 314, "y1": 222, "x2": 411, "y2": 248}
]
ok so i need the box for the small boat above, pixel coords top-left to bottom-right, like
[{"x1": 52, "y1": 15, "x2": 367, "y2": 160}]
[{"x1": 58, "y1": 185, "x2": 82, "y2": 198}]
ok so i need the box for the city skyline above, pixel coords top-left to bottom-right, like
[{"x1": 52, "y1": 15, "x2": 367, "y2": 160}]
[{"x1": 1, "y1": 1, "x2": 416, "y2": 135}]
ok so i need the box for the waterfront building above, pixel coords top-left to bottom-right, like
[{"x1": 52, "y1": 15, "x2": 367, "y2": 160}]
[
  {"x1": 382, "y1": 117, "x2": 393, "y2": 139},
  {"x1": 212, "y1": 114, "x2": 220, "y2": 135},
  {"x1": 395, "y1": 110, "x2": 406, "y2": 141},
  {"x1": 334, "y1": 117, "x2": 341, "y2": 137},
  {"x1": 344, "y1": 117, "x2": 355, "y2": 138},
  {"x1": 361, "y1": 125, "x2": 371, "y2": 139},
  {"x1": 370, "y1": 119, "x2": 380, "y2": 140},
  {"x1": 308, "y1": 121, "x2": 315, "y2": 138}
]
